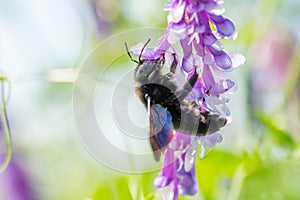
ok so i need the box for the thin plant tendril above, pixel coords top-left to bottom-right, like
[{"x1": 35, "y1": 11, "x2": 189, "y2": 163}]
[{"x1": 0, "y1": 75, "x2": 12, "y2": 173}]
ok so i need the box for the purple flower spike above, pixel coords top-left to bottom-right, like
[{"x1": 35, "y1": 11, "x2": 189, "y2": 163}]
[
  {"x1": 155, "y1": 132, "x2": 199, "y2": 199},
  {"x1": 130, "y1": 0, "x2": 244, "y2": 199}
]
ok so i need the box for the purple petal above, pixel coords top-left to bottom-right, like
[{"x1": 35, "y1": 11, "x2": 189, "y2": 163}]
[
  {"x1": 155, "y1": 33, "x2": 171, "y2": 55},
  {"x1": 178, "y1": 165, "x2": 198, "y2": 195},
  {"x1": 186, "y1": 3, "x2": 195, "y2": 14},
  {"x1": 211, "y1": 40, "x2": 224, "y2": 51},
  {"x1": 199, "y1": 132, "x2": 223, "y2": 158},
  {"x1": 163, "y1": 182, "x2": 178, "y2": 200},
  {"x1": 189, "y1": 0, "x2": 199, "y2": 7},
  {"x1": 172, "y1": 131, "x2": 192, "y2": 150},
  {"x1": 189, "y1": 32, "x2": 200, "y2": 45},
  {"x1": 195, "y1": 24, "x2": 206, "y2": 33},
  {"x1": 209, "y1": 79, "x2": 235, "y2": 95},
  {"x1": 175, "y1": 153, "x2": 198, "y2": 195},
  {"x1": 222, "y1": 104, "x2": 232, "y2": 117},
  {"x1": 205, "y1": 1, "x2": 225, "y2": 15},
  {"x1": 202, "y1": 32, "x2": 217, "y2": 46},
  {"x1": 142, "y1": 49, "x2": 160, "y2": 60},
  {"x1": 214, "y1": 51, "x2": 232, "y2": 70},
  {"x1": 194, "y1": 54, "x2": 204, "y2": 69},
  {"x1": 182, "y1": 55, "x2": 194, "y2": 72},
  {"x1": 184, "y1": 149, "x2": 196, "y2": 172},
  {"x1": 203, "y1": 52, "x2": 215, "y2": 65},
  {"x1": 199, "y1": 132, "x2": 223, "y2": 148},
  {"x1": 216, "y1": 18, "x2": 236, "y2": 38},
  {"x1": 193, "y1": 40, "x2": 205, "y2": 56},
  {"x1": 154, "y1": 148, "x2": 177, "y2": 187},
  {"x1": 168, "y1": 24, "x2": 187, "y2": 44},
  {"x1": 175, "y1": 131, "x2": 191, "y2": 142},
  {"x1": 130, "y1": 42, "x2": 144, "y2": 55},
  {"x1": 187, "y1": 86, "x2": 205, "y2": 100},
  {"x1": 186, "y1": 25, "x2": 195, "y2": 35},
  {"x1": 162, "y1": 148, "x2": 177, "y2": 171},
  {"x1": 202, "y1": 64, "x2": 216, "y2": 88},
  {"x1": 180, "y1": 37, "x2": 192, "y2": 58},
  {"x1": 163, "y1": 0, "x2": 173, "y2": 11},
  {"x1": 130, "y1": 42, "x2": 160, "y2": 60},
  {"x1": 170, "y1": 0, "x2": 186, "y2": 23},
  {"x1": 154, "y1": 176, "x2": 172, "y2": 188},
  {"x1": 209, "y1": 14, "x2": 224, "y2": 23}
]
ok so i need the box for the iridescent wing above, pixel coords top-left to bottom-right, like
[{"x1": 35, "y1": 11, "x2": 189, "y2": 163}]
[{"x1": 149, "y1": 104, "x2": 174, "y2": 161}]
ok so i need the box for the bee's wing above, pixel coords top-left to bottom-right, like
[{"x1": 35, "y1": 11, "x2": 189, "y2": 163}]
[{"x1": 149, "y1": 104, "x2": 174, "y2": 161}]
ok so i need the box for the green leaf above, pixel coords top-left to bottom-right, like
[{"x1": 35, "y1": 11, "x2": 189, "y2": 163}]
[
  {"x1": 254, "y1": 109, "x2": 295, "y2": 148},
  {"x1": 239, "y1": 160, "x2": 300, "y2": 200},
  {"x1": 116, "y1": 177, "x2": 133, "y2": 200},
  {"x1": 91, "y1": 182, "x2": 114, "y2": 200},
  {"x1": 196, "y1": 150, "x2": 243, "y2": 200},
  {"x1": 140, "y1": 172, "x2": 157, "y2": 197},
  {"x1": 92, "y1": 177, "x2": 133, "y2": 200}
]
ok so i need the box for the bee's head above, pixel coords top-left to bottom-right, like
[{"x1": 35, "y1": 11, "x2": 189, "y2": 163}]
[
  {"x1": 134, "y1": 60, "x2": 158, "y2": 84},
  {"x1": 124, "y1": 39, "x2": 163, "y2": 84}
]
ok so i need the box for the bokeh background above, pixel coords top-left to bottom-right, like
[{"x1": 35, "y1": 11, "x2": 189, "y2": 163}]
[{"x1": 1, "y1": 0, "x2": 300, "y2": 199}]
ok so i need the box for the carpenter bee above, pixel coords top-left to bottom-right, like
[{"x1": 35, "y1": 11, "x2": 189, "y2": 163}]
[{"x1": 125, "y1": 39, "x2": 227, "y2": 161}]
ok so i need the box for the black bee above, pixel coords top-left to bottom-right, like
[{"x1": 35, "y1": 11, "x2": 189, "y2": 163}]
[{"x1": 125, "y1": 39, "x2": 227, "y2": 161}]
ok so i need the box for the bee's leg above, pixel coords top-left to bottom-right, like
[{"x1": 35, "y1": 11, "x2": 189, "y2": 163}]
[
  {"x1": 159, "y1": 53, "x2": 178, "y2": 88},
  {"x1": 159, "y1": 53, "x2": 165, "y2": 65},
  {"x1": 187, "y1": 69, "x2": 198, "y2": 87},
  {"x1": 170, "y1": 53, "x2": 178, "y2": 74},
  {"x1": 175, "y1": 70, "x2": 198, "y2": 101}
]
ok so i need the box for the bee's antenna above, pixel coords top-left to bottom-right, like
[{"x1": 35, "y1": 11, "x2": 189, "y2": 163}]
[
  {"x1": 139, "y1": 38, "x2": 151, "y2": 63},
  {"x1": 124, "y1": 42, "x2": 139, "y2": 64}
]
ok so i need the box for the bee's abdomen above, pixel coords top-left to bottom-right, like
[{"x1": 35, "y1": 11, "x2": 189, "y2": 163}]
[
  {"x1": 172, "y1": 104, "x2": 208, "y2": 135},
  {"x1": 173, "y1": 103, "x2": 227, "y2": 136}
]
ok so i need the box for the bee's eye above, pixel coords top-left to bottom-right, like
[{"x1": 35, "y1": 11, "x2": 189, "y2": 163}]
[{"x1": 153, "y1": 89, "x2": 160, "y2": 96}]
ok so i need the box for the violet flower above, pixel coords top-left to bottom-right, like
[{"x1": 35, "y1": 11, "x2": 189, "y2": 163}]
[
  {"x1": 131, "y1": 0, "x2": 245, "y2": 199},
  {"x1": 0, "y1": 156, "x2": 37, "y2": 200},
  {"x1": 0, "y1": 119, "x2": 36, "y2": 200}
]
